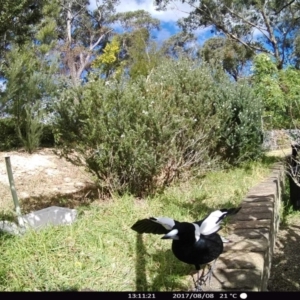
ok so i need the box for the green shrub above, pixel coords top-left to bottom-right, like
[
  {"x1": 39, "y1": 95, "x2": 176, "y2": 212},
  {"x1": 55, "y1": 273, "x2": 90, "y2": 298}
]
[
  {"x1": 54, "y1": 58, "x2": 263, "y2": 196},
  {"x1": 211, "y1": 79, "x2": 263, "y2": 164},
  {"x1": 17, "y1": 104, "x2": 44, "y2": 154},
  {"x1": 0, "y1": 118, "x2": 20, "y2": 151},
  {"x1": 253, "y1": 54, "x2": 300, "y2": 129}
]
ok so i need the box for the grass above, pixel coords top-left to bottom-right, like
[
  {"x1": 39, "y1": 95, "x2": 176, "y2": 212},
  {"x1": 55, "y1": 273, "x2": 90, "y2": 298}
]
[{"x1": 0, "y1": 158, "x2": 276, "y2": 291}]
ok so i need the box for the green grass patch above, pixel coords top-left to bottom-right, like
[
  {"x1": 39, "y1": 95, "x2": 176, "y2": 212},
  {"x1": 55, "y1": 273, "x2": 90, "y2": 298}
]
[{"x1": 0, "y1": 160, "x2": 274, "y2": 291}]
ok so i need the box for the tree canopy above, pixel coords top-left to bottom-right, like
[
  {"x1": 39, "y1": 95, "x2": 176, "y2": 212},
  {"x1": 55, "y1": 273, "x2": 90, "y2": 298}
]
[{"x1": 156, "y1": 0, "x2": 300, "y2": 69}]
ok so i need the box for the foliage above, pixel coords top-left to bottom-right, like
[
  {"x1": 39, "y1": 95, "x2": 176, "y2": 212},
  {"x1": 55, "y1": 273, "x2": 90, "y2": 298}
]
[
  {"x1": 40, "y1": 2, "x2": 162, "y2": 84},
  {"x1": 156, "y1": 0, "x2": 300, "y2": 69},
  {"x1": 0, "y1": 0, "x2": 46, "y2": 63},
  {"x1": 161, "y1": 32, "x2": 198, "y2": 59},
  {"x1": 17, "y1": 104, "x2": 44, "y2": 154},
  {"x1": 0, "y1": 118, "x2": 54, "y2": 152},
  {"x1": 54, "y1": 58, "x2": 263, "y2": 196},
  {"x1": 0, "y1": 118, "x2": 20, "y2": 151},
  {"x1": 211, "y1": 78, "x2": 263, "y2": 164},
  {"x1": 201, "y1": 37, "x2": 254, "y2": 81},
  {"x1": 1, "y1": 43, "x2": 58, "y2": 152},
  {"x1": 124, "y1": 29, "x2": 161, "y2": 80},
  {"x1": 114, "y1": 10, "x2": 161, "y2": 80},
  {"x1": 113, "y1": 10, "x2": 160, "y2": 31},
  {"x1": 40, "y1": 0, "x2": 121, "y2": 85},
  {"x1": 40, "y1": 124, "x2": 55, "y2": 147},
  {"x1": 34, "y1": 1, "x2": 60, "y2": 55},
  {"x1": 295, "y1": 34, "x2": 300, "y2": 69},
  {"x1": 253, "y1": 53, "x2": 300, "y2": 129},
  {"x1": 93, "y1": 37, "x2": 120, "y2": 66},
  {"x1": 91, "y1": 36, "x2": 123, "y2": 79},
  {"x1": 1, "y1": 44, "x2": 56, "y2": 119}
]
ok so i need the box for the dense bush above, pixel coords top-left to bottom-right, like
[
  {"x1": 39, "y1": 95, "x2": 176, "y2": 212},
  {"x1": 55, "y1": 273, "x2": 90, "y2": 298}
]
[
  {"x1": 17, "y1": 104, "x2": 44, "y2": 154},
  {"x1": 0, "y1": 118, "x2": 20, "y2": 151},
  {"x1": 211, "y1": 79, "x2": 263, "y2": 164},
  {"x1": 54, "y1": 58, "x2": 263, "y2": 196},
  {"x1": 0, "y1": 116, "x2": 55, "y2": 152},
  {"x1": 253, "y1": 54, "x2": 300, "y2": 129}
]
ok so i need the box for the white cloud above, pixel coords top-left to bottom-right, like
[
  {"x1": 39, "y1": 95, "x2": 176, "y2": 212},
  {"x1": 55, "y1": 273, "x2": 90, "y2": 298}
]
[
  {"x1": 89, "y1": 0, "x2": 195, "y2": 22},
  {"x1": 89, "y1": 1, "x2": 210, "y2": 45}
]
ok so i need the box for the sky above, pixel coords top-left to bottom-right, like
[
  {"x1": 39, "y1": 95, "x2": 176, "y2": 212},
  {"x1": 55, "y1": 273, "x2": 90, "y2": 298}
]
[
  {"x1": 0, "y1": 1, "x2": 209, "y2": 92},
  {"x1": 89, "y1": 0, "x2": 212, "y2": 45}
]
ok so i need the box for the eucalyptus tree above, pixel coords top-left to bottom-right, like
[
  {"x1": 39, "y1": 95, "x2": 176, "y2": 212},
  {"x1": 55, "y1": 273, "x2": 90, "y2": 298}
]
[
  {"x1": 112, "y1": 10, "x2": 161, "y2": 79},
  {"x1": 50, "y1": 2, "x2": 161, "y2": 84},
  {"x1": 161, "y1": 31, "x2": 198, "y2": 59},
  {"x1": 155, "y1": 0, "x2": 300, "y2": 69},
  {"x1": 201, "y1": 37, "x2": 254, "y2": 80},
  {"x1": 55, "y1": 0, "x2": 121, "y2": 85},
  {"x1": 0, "y1": 0, "x2": 46, "y2": 80}
]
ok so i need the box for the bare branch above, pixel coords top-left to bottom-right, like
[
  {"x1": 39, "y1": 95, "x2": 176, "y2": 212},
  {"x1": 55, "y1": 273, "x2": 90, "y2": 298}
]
[
  {"x1": 90, "y1": 28, "x2": 114, "y2": 51},
  {"x1": 224, "y1": 5, "x2": 271, "y2": 42},
  {"x1": 191, "y1": 4, "x2": 273, "y2": 55},
  {"x1": 260, "y1": 6, "x2": 281, "y2": 65}
]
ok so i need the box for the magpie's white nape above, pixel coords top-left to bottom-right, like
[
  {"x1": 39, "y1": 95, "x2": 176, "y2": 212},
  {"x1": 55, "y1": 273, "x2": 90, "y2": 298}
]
[{"x1": 131, "y1": 207, "x2": 241, "y2": 291}]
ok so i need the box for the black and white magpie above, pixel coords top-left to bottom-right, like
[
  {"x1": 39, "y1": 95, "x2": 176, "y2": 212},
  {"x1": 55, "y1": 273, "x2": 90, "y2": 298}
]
[{"x1": 131, "y1": 207, "x2": 241, "y2": 291}]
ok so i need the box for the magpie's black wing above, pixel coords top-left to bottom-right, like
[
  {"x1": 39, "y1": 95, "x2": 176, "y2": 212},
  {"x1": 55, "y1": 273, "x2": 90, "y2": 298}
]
[{"x1": 131, "y1": 217, "x2": 176, "y2": 235}]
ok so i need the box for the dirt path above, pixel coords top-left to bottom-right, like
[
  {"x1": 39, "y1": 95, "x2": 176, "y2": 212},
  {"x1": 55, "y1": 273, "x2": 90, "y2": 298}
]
[
  {"x1": 266, "y1": 148, "x2": 300, "y2": 291},
  {"x1": 268, "y1": 218, "x2": 300, "y2": 291},
  {"x1": 0, "y1": 148, "x2": 94, "y2": 214}
]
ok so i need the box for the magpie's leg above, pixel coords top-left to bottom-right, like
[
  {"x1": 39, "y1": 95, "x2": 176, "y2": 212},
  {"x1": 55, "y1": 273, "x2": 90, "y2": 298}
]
[
  {"x1": 190, "y1": 265, "x2": 207, "y2": 291},
  {"x1": 190, "y1": 267, "x2": 204, "y2": 292},
  {"x1": 191, "y1": 273, "x2": 204, "y2": 292},
  {"x1": 196, "y1": 264, "x2": 207, "y2": 287},
  {"x1": 202, "y1": 259, "x2": 217, "y2": 286},
  {"x1": 193, "y1": 260, "x2": 218, "y2": 290},
  {"x1": 198, "y1": 265, "x2": 206, "y2": 283}
]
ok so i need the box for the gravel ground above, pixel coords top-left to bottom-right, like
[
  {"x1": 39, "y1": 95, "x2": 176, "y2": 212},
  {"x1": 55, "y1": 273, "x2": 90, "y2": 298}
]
[{"x1": 268, "y1": 218, "x2": 300, "y2": 291}]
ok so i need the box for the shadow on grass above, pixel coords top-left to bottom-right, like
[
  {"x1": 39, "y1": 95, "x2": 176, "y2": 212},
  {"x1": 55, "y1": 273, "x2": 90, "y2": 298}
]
[
  {"x1": 19, "y1": 184, "x2": 98, "y2": 214},
  {"x1": 136, "y1": 234, "x2": 148, "y2": 291},
  {"x1": 149, "y1": 249, "x2": 192, "y2": 291},
  {"x1": 134, "y1": 233, "x2": 192, "y2": 291},
  {"x1": 0, "y1": 211, "x2": 16, "y2": 223}
]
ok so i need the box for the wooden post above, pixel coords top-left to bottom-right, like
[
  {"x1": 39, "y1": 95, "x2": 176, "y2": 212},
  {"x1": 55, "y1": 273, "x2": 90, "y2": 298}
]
[{"x1": 5, "y1": 156, "x2": 25, "y2": 227}]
